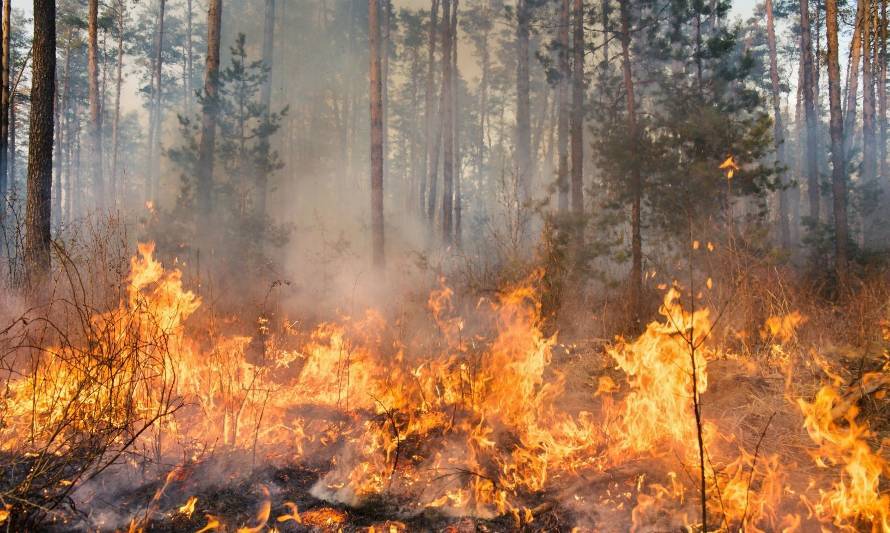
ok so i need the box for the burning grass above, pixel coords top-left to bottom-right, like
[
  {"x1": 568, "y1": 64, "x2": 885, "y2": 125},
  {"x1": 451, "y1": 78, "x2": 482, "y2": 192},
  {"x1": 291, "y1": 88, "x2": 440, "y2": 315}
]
[{"x1": 0, "y1": 243, "x2": 888, "y2": 531}]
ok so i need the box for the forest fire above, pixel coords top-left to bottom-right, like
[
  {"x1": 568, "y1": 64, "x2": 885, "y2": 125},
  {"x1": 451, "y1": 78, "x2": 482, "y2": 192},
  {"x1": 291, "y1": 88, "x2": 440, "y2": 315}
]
[{"x1": 0, "y1": 244, "x2": 886, "y2": 531}]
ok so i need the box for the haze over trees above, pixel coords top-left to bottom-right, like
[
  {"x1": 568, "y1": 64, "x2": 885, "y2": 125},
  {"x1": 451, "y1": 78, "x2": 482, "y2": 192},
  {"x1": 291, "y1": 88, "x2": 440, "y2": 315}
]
[{"x1": 0, "y1": 0, "x2": 888, "y2": 316}]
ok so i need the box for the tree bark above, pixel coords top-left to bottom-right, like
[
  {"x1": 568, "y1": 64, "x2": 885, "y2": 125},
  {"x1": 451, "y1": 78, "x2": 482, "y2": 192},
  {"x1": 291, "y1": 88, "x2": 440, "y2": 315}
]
[
  {"x1": 452, "y1": 0, "x2": 462, "y2": 247},
  {"x1": 186, "y1": 0, "x2": 194, "y2": 116},
  {"x1": 422, "y1": 0, "x2": 439, "y2": 216},
  {"x1": 619, "y1": 0, "x2": 642, "y2": 330},
  {"x1": 26, "y1": 0, "x2": 56, "y2": 282},
  {"x1": 441, "y1": 0, "x2": 454, "y2": 243},
  {"x1": 880, "y1": 0, "x2": 888, "y2": 178},
  {"x1": 258, "y1": 0, "x2": 276, "y2": 220},
  {"x1": 863, "y1": 0, "x2": 877, "y2": 187},
  {"x1": 88, "y1": 0, "x2": 105, "y2": 209},
  {"x1": 571, "y1": 0, "x2": 584, "y2": 216},
  {"x1": 111, "y1": 0, "x2": 125, "y2": 207},
  {"x1": 826, "y1": 0, "x2": 848, "y2": 284},
  {"x1": 197, "y1": 0, "x2": 222, "y2": 223},
  {"x1": 800, "y1": 0, "x2": 820, "y2": 223},
  {"x1": 516, "y1": 0, "x2": 531, "y2": 202},
  {"x1": 557, "y1": 0, "x2": 570, "y2": 212},
  {"x1": 370, "y1": 0, "x2": 385, "y2": 266},
  {"x1": 145, "y1": 0, "x2": 166, "y2": 204},
  {"x1": 843, "y1": 0, "x2": 864, "y2": 164},
  {"x1": 766, "y1": 0, "x2": 788, "y2": 246},
  {"x1": 0, "y1": 0, "x2": 8, "y2": 212}
]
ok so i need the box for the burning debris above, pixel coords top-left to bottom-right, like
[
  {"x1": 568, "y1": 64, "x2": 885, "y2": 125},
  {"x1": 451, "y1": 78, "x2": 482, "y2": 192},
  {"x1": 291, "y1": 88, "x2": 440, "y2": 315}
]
[{"x1": 0, "y1": 244, "x2": 887, "y2": 532}]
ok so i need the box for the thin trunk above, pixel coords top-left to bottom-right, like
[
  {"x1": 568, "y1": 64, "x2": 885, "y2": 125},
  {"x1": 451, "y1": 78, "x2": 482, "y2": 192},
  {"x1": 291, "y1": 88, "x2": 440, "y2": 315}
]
[
  {"x1": 844, "y1": 0, "x2": 864, "y2": 163},
  {"x1": 258, "y1": 0, "x2": 275, "y2": 220},
  {"x1": 477, "y1": 3, "x2": 489, "y2": 179},
  {"x1": 111, "y1": 0, "x2": 124, "y2": 207},
  {"x1": 197, "y1": 0, "x2": 222, "y2": 222},
  {"x1": 864, "y1": 0, "x2": 877, "y2": 188},
  {"x1": 619, "y1": 0, "x2": 642, "y2": 331},
  {"x1": 766, "y1": 0, "x2": 789, "y2": 246},
  {"x1": 880, "y1": 0, "x2": 888, "y2": 178},
  {"x1": 146, "y1": 0, "x2": 166, "y2": 203},
  {"x1": 26, "y1": 0, "x2": 56, "y2": 282},
  {"x1": 453, "y1": 0, "x2": 462, "y2": 247},
  {"x1": 55, "y1": 38, "x2": 71, "y2": 228},
  {"x1": 150, "y1": 0, "x2": 166, "y2": 204},
  {"x1": 186, "y1": 0, "x2": 193, "y2": 116},
  {"x1": 369, "y1": 0, "x2": 385, "y2": 266},
  {"x1": 800, "y1": 0, "x2": 820, "y2": 223},
  {"x1": 422, "y1": 0, "x2": 439, "y2": 216},
  {"x1": 571, "y1": 0, "x2": 584, "y2": 216},
  {"x1": 826, "y1": 0, "x2": 848, "y2": 283},
  {"x1": 557, "y1": 0, "x2": 570, "y2": 212},
  {"x1": 382, "y1": 0, "x2": 391, "y2": 191},
  {"x1": 516, "y1": 0, "x2": 531, "y2": 201},
  {"x1": 88, "y1": 0, "x2": 105, "y2": 209},
  {"x1": 441, "y1": 0, "x2": 454, "y2": 243},
  {"x1": 0, "y1": 0, "x2": 9, "y2": 212}
]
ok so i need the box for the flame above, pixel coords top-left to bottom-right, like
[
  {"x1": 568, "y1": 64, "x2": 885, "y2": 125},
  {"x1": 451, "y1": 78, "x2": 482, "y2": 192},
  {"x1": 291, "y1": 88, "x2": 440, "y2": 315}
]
[
  {"x1": 798, "y1": 384, "x2": 889, "y2": 531},
  {"x1": 762, "y1": 311, "x2": 807, "y2": 343},
  {"x1": 196, "y1": 514, "x2": 221, "y2": 533},
  {"x1": 177, "y1": 496, "x2": 198, "y2": 518},
  {"x1": 720, "y1": 155, "x2": 740, "y2": 178},
  {"x1": 276, "y1": 501, "x2": 301, "y2": 524}
]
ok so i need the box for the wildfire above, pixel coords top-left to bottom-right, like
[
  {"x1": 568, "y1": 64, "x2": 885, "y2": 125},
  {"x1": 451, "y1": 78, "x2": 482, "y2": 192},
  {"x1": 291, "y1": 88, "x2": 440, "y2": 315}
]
[{"x1": 1, "y1": 243, "x2": 886, "y2": 531}]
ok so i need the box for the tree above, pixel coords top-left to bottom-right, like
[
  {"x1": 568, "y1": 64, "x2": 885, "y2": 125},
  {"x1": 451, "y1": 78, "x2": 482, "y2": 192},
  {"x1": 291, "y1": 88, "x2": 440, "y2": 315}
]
[
  {"x1": 87, "y1": 0, "x2": 105, "y2": 209},
  {"x1": 799, "y1": 0, "x2": 820, "y2": 224},
  {"x1": 441, "y1": 0, "x2": 454, "y2": 243},
  {"x1": 197, "y1": 0, "x2": 221, "y2": 225},
  {"x1": 570, "y1": 0, "x2": 583, "y2": 216},
  {"x1": 1, "y1": 0, "x2": 8, "y2": 213},
  {"x1": 826, "y1": 0, "x2": 848, "y2": 284},
  {"x1": 516, "y1": 0, "x2": 532, "y2": 203},
  {"x1": 557, "y1": 0, "x2": 570, "y2": 212},
  {"x1": 258, "y1": 0, "x2": 276, "y2": 219},
  {"x1": 26, "y1": 0, "x2": 57, "y2": 282},
  {"x1": 421, "y1": 0, "x2": 439, "y2": 216},
  {"x1": 110, "y1": 0, "x2": 127, "y2": 206},
  {"x1": 146, "y1": 0, "x2": 167, "y2": 203},
  {"x1": 765, "y1": 0, "x2": 788, "y2": 246},
  {"x1": 370, "y1": 0, "x2": 385, "y2": 267}
]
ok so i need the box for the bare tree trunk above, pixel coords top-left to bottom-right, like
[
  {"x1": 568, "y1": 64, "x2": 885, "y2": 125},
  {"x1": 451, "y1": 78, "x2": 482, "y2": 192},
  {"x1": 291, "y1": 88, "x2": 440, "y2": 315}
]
[
  {"x1": 55, "y1": 38, "x2": 72, "y2": 228},
  {"x1": 26, "y1": 0, "x2": 56, "y2": 282},
  {"x1": 826, "y1": 0, "x2": 848, "y2": 284},
  {"x1": 800, "y1": 0, "x2": 820, "y2": 224},
  {"x1": 111, "y1": 0, "x2": 125, "y2": 207},
  {"x1": 0, "y1": 0, "x2": 8, "y2": 213},
  {"x1": 87, "y1": 0, "x2": 105, "y2": 210},
  {"x1": 186, "y1": 0, "x2": 194, "y2": 116},
  {"x1": 422, "y1": 0, "x2": 439, "y2": 216},
  {"x1": 369, "y1": 0, "x2": 385, "y2": 267},
  {"x1": 197, "y1": 0, "x2": 222, "y2": 224},
  {"x1": 516, "y1": 0, "x2": 531, "y2": 202},
  {"x1": 844, "y1": 0, "x2": 864, "y2": 163},
  {"x1": 382, "y1": 0, "x2": 391, "y2": 191},
  {"x1": 880, "y1": 0, "x2": 888, "y2": 178},
  {"x1": 441, "y1": 0, "x2": 454, "y2": 243},
  {"x1": 146, "y1": 0, "x2": 166, "y2": 204},
  {"x1": 452, "y1": 0, "x2": 462, "y2": 247},
  {"x1": 570, "y1": 0, "x2": 584, "y2": 216},
  {"x1": 863, "y1": 0, "x2": 877, "y2": 188},
  {"x1": 619, "y1": 0, "x2": 642, "y2": 330},
  {"x1": 476, "y1": 2, "x2": 490, "y2": 180},
  {"x1": 258, "y1": 0, "x2": 276, "y2": 220},
  {"x1": 766, "y1": 0, "x2": 788, "y2": 246},
  {"x1": 557, "y1": 0, "x2": 570, "y2": 212}
]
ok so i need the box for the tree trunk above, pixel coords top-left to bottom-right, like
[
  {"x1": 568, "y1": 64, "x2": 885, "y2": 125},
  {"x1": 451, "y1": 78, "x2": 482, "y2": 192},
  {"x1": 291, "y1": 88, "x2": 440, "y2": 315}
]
[
  {"x1": 421, "y1": 0, "x2": 439, "y2": 216},
  {"x1": 146, "y1": 0, "x2": 166, "y2": 204},
  {"x1": 571, "y1": 0, "x2": 584, "y2": 216},
  {"x1": 186, "y1": 0, "x2": 194, "y2": 116},
  {"x1": 880, "y1": 0, "x2": 888, "y2": 178},
  {"x1": 88, "y1": 0, "x2": 105, "y2": 210},
  {"x1": 843, "y1": 0, "x2": 864, "y2": 164},
  {"x1": 111, "y1": 0, "x2": 125, "y2": 207},
  {"x1": 382, "y1": 0, "x2": 391, "y2": 193},
  {"x1": 55, "y1": 38, "x2": 72, "y2": 228},
  {"x1": 557, "y1": 0, "x2": 570, "y2": 212},
  {"x1": 452, "y1": 0, "x2": 462, "y2": 247},
  {"x1": 258, "y1": 0, "x2": 275, "y2": 220},
  {"x1": 766, "y1": 0, "x2": 788, "y2": 246},
  {"x1": 0, "y1": 0, "x2": 8, "y2": 213},
  {"x1": 477, "y1": 2, "x2": 490, "y2": 181},
  {"x1": 441, "y1": 0, "x2": 454, "y2": 244},
  {"x1": 516, "y1": 0, "x2": 531, "y2": 202},
  {"x1": 800, "y1": 0, "x2": 820, "y2": 223},
  {"x1": 197, "y1": 0, "x2": 222, "y2": 223},
  {"x1": 26, "y1": 0, "x2": 56, "y2": 283},
  {"x1": 863, "y1": 0, "x2": 877, "y2": 188},
  {"x1": 369, "y1": 0, "x2": 385, "y2": 267},
  {"x1": 619, "y1": 0, "x2": 642, "y2": 330},
  {"x1": 826, "y1": 0, "x2": 848, "y2": 284}
]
